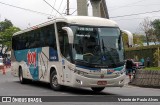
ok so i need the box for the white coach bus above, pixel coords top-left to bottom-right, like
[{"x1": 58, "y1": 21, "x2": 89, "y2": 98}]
[{"x1": 11, "y1": 16, "x2": 126, "y2": 92}]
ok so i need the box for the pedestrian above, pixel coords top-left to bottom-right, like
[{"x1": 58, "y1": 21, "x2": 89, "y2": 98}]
[
  {"x1": 140, "y1": 58, "x2": 144, "y2": 66},
  {"x1": 146, "y1": 57, "x2": 150, "y2": 67},
  {"x1": 126, "y1": 59, "x2": 134, "y2": 83}
]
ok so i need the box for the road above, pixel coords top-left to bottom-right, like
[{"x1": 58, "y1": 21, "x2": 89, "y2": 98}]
[{"x1": 0, "y1": 68, "x2": 160, "y2": 105}]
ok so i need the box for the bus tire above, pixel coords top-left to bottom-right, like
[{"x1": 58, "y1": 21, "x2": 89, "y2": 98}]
[
  {"x1": 91, "y1": 87, "x2": 105, "y2": 92},
  {"x1": 50, "y1": 70, "x2": 62, "y2": 91},
  {"x1": 19, "y1": 67, "x2": 27, "y2": 84}
]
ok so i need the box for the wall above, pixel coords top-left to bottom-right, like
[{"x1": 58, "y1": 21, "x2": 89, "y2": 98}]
[{"x1": 130, "y1": 70, "x2": 160, "y2": 88}]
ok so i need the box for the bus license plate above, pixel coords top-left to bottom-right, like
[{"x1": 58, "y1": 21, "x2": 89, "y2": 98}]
[{"x1": 97, "y1": 81, "x2": 107, "y2": 85}]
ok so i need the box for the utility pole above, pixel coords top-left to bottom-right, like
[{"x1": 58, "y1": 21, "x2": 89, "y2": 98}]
[{"x1": 67, "y1": 0, "x2": 69, "y2": 15}]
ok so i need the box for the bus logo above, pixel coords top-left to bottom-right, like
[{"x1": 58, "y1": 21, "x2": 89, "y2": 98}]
[{"x1": 27, "y1": 50, "x2": 37, "y2": 68}]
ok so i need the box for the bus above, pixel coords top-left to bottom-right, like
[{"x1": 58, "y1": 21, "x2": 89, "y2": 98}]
[{"x1": 11, "y1": 16, "x2": 126, "y2": 92}]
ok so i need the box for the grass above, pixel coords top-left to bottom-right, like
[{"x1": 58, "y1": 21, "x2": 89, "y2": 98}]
[{"x1": 143, "y1": 67, "x2": 160, "y2": 70}]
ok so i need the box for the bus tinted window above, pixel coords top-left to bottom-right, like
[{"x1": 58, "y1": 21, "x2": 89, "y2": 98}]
[{"x1": 12, "y1": 24, "x2": 56, "y2": 50}]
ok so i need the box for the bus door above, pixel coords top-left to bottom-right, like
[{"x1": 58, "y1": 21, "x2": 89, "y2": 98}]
[
  {"x1": 59, "y1": 31, "x2": 72, "y2": 83},
  {"x1": 62, "y1": 58, "x2": 71, "y2": 83}
]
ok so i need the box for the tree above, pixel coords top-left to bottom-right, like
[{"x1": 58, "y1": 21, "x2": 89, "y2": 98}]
[
  {"x1": 122, "y1": 32, "x2": 144, "y2": 48},
  {"x1": 151, "y1": 19, "x2": 160, "y2": 42},
  {"x1": 133, "y1": 34, "x2": 144, "y2": 46},
  {"x1": 147, "y1": 28, "x2": 157, "y2": 45},
  {"x1": 0, "y1": 19, "x2": 13, "y2": 32},
  {"x1": 153, "y1": 47, "x2": 160, "y2": 67},
  {"x1": 0, "y1": 19, "x2": 20, "y2": 56},
  {"x1": 139, "y1": 18, "x2": 153, "y2": 46}
]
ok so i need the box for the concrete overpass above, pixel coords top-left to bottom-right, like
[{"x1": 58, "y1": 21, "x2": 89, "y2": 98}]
[{"x1": 77, "y1": 0, "x2": 109, "y2": 18}]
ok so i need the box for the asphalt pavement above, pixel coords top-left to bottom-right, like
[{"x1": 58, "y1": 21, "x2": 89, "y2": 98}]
[{"x1": 0, "y1": 68, "x2": 160, "y2": 105}]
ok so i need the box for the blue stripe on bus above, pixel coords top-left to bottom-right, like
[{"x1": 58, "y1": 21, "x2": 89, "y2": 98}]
[
  {"x1": 14, "y1": 48, "x2": 42, "y2": 80},
  {"x1": 76, "y1": 65, "x2": 100, "y2": 71},
  {"x1": 76, "y1": 65, "x2": 124, "y2": 71}
]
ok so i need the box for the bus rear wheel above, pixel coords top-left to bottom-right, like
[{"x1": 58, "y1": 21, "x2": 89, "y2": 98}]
[
  {"x1": 19, "y1": 68, "x2": 27, "y2": 84},
  {"x1": 50, "y1": 71, "x2": 62, "y2": 91},
  {"x1": 91, "y1": 87, "x2": 105, "y2": 92}
]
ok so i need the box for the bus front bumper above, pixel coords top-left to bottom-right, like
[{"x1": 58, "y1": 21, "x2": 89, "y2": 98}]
[{"x1": 71, "y1": 73, "x2": 126, "y2": 87}]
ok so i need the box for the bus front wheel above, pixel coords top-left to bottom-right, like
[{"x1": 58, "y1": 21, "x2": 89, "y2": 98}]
[
  {"x1": 91, "y1": 87, "x2": 105, "y2": 92},
  {"x1": 50, "y1": 71, "x2": 62, "y2": 91}
]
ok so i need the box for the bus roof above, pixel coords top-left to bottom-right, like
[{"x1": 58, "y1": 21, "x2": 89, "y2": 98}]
[{"x1": 13, "y1": 16, "x2": 119, "y2": 36}]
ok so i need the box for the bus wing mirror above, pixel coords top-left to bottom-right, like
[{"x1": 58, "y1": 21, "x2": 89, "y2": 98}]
[{"x1": 62, "y1": 27, "x2": 74, "y2": 44}]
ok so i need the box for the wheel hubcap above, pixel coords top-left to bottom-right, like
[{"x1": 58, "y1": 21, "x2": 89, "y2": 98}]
[{"x1": 52, "y1": 75, "x2": 58, "y2": 87}]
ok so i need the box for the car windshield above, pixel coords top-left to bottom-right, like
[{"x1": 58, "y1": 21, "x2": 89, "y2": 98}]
[{"x1": 70, "y1": 25, "x2": 124, "y2": 68}]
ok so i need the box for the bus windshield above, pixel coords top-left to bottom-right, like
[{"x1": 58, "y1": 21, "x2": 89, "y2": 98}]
[{"x1": 70, "y1": 25, "x2": 124, "y2": 68}]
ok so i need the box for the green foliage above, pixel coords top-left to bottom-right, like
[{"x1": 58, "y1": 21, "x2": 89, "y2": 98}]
[
  {"x1": 125, "y1": 45, "x2": 160, "y2": 51},
  {"x1": 0, "y1": 19, "x2": 20, "y2": 55},
  {"x1": 122, "y1": 32, "x2": 144, "y2": 48},
  {"x1": 153, "y1": 47, "x2": 160, "y2": 67},
  {"x1": 0, "y1": 19, "x2": 13, "y2": 32},
  {"x1": 133, "y1": 34, "x2": 144, "y2": 46},
  {"x1": 144, "y1": 67, "x2": 160, "y2": 70},
  {"x1": 139, "y1": 18, "x2": 152, "y2": 46},
  {"x1": 125, "y1": 45, "x2": 160, "y2": 67},
  {"x1": 151, "y1": 19, "x2": 160, "y2": 42},
  {"x1": 0, "y1": 27, "x2": 20, "y2": 47}
]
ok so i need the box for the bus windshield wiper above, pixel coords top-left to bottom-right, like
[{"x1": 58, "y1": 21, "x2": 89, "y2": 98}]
[
  {"x1": 75, "y1": 59, "x2": 89, "y2": 64},
  {"x1": 101, "y1": 39, "x2": 116, "y2": 64}
]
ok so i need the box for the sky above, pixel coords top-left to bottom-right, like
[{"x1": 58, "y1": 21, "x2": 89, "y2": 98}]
[{"x1": 0, "y1": 0, "x2": 160, "y2": 34}]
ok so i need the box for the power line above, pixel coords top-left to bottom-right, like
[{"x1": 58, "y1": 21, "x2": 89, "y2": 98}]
[
  {"x1": 61, "y1": 4, "x2": 67, "y2": 14},
  {"x1": 71, "y1": 9, "x2": 77, "y2": 15},
  {"x1": 51, "y1": 0, "x2": 56, "y2": 15},
  {"x1": 110, "y1": 9, "x2": 160, "y2": 18},
  {"x1": 43, "y1": 0, "x2": 63, "y2": 17},
  {"x1": 2, "y1": 0, "x2": 159, "y2": 21},
  {"x1": 53, "y1": 0, "x2": 57, "y2": 7},
  {"x1": 49, "y1": 0, "x2": 57, "y2": 16},
  {"x1": 0, "y1": 1, "x2": 53, "y2": 16},
  {"x1": 114, "y1": 16, "x2": 160, "y2": 21},
  {"x1": 54, "y1": 0, "x2": 64, "y2": 17},
  {"x1": 110, "y1": 0, "x2": 146, "y2": 11},
  {"x1": 58, "y1": 0, "x2": 64, "y2": 12}
]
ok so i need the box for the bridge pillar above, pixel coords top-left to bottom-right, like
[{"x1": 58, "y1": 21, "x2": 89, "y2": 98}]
[
  {"x1": 90, "y1": 0, "x2": 102, "y2": 17},
  {"x1": 77, "y1": 0, "x2": 88, "y2": 16}
]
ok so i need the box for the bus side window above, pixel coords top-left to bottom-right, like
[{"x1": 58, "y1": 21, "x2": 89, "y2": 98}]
[
  {"x1": 30, "y1": 30, "x2": 40, "y2": 48},
  {"x1": 56, "y1": 22, "x2": 70, "y2": 60},
  {"x1": 58, "y1": 30, "x2": 70, "y2": 60}
]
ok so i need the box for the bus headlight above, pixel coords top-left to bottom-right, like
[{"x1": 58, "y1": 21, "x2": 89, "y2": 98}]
[
  {"x1": 74, "y1": 70, "x2": 88, "y2": 76},
  {"x1": 114, "y1": 67, "x2": 125, "y2": 75},
  {"x1": 119, "y1": 67, "x2": 126, "y2": 74}
]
